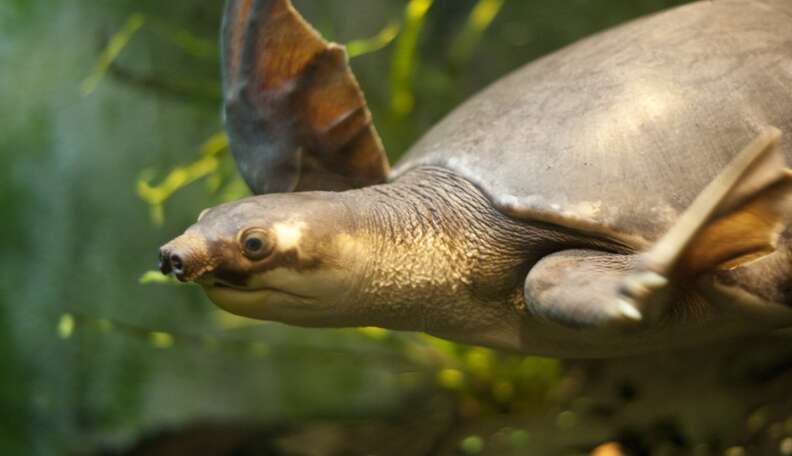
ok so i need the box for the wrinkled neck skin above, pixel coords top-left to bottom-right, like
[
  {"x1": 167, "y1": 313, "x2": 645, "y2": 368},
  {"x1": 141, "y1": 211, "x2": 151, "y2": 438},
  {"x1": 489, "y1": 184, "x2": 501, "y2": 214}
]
[{"x1": 337, "y1": 167, "x2": 553, "y2": 350}]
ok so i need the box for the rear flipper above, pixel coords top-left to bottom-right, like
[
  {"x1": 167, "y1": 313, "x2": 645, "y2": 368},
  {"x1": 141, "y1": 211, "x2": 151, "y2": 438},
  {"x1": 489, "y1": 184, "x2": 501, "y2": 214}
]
[
  {"x1": 524, "y1": 250, "x2": 659, "y2": 328},
  {"x1": 703, "y1": 227, "x2": 792, "y2": 320},
  {"x1": 524, "y1": 128, "x2": 792, "y2": 329}
]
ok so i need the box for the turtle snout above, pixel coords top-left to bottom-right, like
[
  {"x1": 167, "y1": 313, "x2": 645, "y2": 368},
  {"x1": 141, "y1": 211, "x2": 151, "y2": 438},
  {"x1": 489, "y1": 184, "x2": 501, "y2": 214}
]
[
  {"x1": 158, "y1": 249, "x2": 173, "y2": 275},
  {"x1": 159, "y1": 233, "x2": 211, "y2": 282},
  {"x1": 159, "y1": 246, "x2": 191, "y2": 281},
  {"x1": 158, "y1": 248, "x2": 187, "y2": 279}
]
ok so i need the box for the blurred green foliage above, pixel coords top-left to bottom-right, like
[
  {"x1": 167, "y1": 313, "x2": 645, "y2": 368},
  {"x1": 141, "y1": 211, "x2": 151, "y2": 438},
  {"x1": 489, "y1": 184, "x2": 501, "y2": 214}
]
[{"x1": 0, "y1": 0, "x2": 691, "y2": 453}]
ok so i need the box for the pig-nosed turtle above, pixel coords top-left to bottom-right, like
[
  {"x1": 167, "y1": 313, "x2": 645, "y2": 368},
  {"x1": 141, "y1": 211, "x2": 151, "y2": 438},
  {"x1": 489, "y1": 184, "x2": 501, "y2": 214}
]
[{"x1": 160, "y1": 0, "x2": 792, "y2": 357}]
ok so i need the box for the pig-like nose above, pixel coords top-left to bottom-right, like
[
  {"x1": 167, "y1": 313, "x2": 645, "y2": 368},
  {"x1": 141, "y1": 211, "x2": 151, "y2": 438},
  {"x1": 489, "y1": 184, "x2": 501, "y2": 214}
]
[
  {"x1": 159, "y1": 248, "x2": 187, "y2": 280},
  {"x1": 159, "y1": 232, "x2": 210, "y2": 282}
]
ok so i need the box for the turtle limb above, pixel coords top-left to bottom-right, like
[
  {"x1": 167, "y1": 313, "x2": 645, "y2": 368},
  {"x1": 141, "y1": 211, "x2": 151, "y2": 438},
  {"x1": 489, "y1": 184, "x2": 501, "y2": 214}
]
[
  {"x1": 524, "y1": 128, "x2": 792, "y2": 329},
  {"x1": 524, "y1": 250, "x2": 661, "y2": 329},
  {"x1": 221, "y1": 0, "x2": 389, "y2": 194}
]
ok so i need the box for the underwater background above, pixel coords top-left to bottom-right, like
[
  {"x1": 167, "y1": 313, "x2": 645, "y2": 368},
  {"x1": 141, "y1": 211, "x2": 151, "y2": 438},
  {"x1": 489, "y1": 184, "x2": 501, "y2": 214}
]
[{"x1": 11, "y1": 1, "x2": 792, "y2": 455}]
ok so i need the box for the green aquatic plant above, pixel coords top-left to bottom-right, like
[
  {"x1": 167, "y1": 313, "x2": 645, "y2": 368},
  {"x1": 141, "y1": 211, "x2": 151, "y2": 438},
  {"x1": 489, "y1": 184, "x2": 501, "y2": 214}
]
[
  {"x1": 136, "y1": 131, "x2": 228, "y2": 225},
  {"x1": 81, "y1": 13, "x2": 145, "y2": 96},
  {"x1": 449, "y1": 0, "x2": 506, "y2": 66},
  {"x1": 389, "y1": 0, "x2": 433, "y2": 116}
]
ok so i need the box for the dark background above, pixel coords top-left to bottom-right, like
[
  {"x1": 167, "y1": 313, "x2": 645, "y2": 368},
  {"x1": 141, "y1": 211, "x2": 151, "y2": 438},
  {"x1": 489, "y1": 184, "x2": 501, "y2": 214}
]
[{"x1": 11, "y1": 1, "x2": 792, "y2": 455}]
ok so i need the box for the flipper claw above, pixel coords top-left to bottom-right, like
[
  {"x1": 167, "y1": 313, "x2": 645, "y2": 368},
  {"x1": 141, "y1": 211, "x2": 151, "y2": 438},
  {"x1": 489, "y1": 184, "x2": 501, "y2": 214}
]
[
  {"x1": 616, "y1": 299, "x2": 644, "y2": 322},
  {"x1": 619, "y1": 271, "x2": 668, "y2": 301}
]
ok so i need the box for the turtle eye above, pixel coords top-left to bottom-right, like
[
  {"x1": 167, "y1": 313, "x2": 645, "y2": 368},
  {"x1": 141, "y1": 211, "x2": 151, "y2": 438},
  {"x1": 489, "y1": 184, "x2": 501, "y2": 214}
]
[{"x1": 240, "y1": 229, "x2": 274, "y2": 260}]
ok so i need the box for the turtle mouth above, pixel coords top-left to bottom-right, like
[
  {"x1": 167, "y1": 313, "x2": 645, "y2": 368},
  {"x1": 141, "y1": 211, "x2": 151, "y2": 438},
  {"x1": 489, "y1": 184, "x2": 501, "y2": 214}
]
[
  {"x1": 205, "y1": 278, "x2": 313, "y2": 300},
  {"x1": 212, "y1": 281, "x2": 244, "y2": 290}
]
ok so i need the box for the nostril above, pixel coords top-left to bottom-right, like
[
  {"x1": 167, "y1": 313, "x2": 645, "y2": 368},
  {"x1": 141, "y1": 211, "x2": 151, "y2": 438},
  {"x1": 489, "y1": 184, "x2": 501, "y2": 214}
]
[
  {"x1": 159, "y1": 250, "x2": 172, "y2": 275},
  {"x1": 170, "y1": 253, "x2": 184, "y2": 274}
]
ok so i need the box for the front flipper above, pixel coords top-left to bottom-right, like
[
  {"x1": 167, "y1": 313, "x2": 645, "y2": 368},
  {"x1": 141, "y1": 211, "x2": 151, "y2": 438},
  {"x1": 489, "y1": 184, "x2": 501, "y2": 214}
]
[
  {"x1": 525, "y1": 128, "x2": 792, "y2": 329},
  {"x1": 222, "y1": 0, "x2": 389, "y2": 194}
]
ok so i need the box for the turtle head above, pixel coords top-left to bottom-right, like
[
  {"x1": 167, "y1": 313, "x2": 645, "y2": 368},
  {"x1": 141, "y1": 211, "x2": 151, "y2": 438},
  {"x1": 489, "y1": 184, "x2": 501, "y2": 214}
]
[{"x1": 158, "y1": 193, "x2": 367, "y2": 327}]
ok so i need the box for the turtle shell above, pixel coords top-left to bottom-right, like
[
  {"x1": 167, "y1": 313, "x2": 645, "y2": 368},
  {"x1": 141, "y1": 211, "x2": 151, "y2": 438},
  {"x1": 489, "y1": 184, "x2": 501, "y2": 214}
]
[{"x1": 392, "y1": 0, "x2": 792, "y2": 246}]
